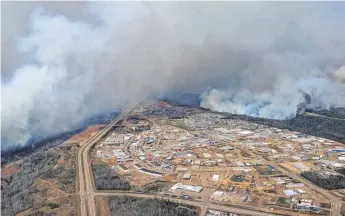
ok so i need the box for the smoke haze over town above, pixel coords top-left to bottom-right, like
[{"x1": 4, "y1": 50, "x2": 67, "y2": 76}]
[{"x1": 1, "y1": 1, "x2": 345, "y2": 151}]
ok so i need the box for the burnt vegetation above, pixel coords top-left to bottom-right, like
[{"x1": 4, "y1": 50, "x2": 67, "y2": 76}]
[
  {"x1": 1, "y1": 111, "x2": 119, "y2": 164},
  {"x1": 92, "y1": 164, "x2": 130, "y2": 190},
  {"x1": 1, "y1": 133, "x2": 70, "y2": 165},
  {"x1": 108, "y1": 196, "x2": 198, "y2": 216},
  {"x1": 1, "y1": 151, "x2": 60, "y2": 216},
  {"x1": 41, "y1": 145, "x2": 76, "y2": 193},
  {"x1": 1, "y1": 145, "x2": 77, "y2": 216},
  {"x1": 301, "y1": 168, "x2": 345, "y2": 190}
]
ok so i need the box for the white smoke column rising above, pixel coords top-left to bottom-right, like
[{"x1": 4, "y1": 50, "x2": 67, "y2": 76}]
[
  {"x1": 201, "y1": 76, "x2": 345, "y2": 119},
  {"x1": 1, "y1": 2, "x2": 345, "y2": 151}
]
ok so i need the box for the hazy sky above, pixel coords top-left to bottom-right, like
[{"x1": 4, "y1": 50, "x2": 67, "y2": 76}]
[{"x1": 1, "y1": 2, "x2": 345, "y2": 151}]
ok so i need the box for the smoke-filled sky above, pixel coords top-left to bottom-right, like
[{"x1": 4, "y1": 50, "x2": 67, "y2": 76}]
[{"x1": 1, "y1": 2, "x2": 345, "y2": 151}]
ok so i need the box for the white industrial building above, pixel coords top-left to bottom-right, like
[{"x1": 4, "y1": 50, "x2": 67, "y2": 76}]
[
  {"x1": 170, "y1": 183, "x2": 203, "y2": 193},
  {"x1": 104, "y1": 133, "x2": 124, "y2": 144},
  {"x1": 212, "y1": 174, "x2": 220, "y2": 181},
  {"x1": 182, "y1": 173, "x2": 192, "y2": 180},
  {"x1": 284, "y1": 190, "x2": 299, "y2": 197}
]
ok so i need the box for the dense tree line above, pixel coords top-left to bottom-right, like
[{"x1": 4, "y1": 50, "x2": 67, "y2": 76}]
[
  {"x1": 92, "y1": 164, "x2": 130, "y2": 190},
  {"x1": 301, "y1": 171, "x2": 345, "y2": 190},
  {"x1": 312, "y1": 108, "x2": 345, "y2": 120},
  {"x1": 1, "y1": 111, "x2": 119, "y2": 165},
  {"x1": 108, "y1": 196, "x2": 198, "y2": 216},
  {"x1": 1, "y1": 151, "x2": 60, "y2": 216},
  {"x1": 224, "y1": 114, "x2": 345, "y2": 143},
  {"x1": 336, "y1": 168, "x2": 345, "y2": 176},
  {"x1": 1, "y1": 130, "x2": 73, "y2": 165}
]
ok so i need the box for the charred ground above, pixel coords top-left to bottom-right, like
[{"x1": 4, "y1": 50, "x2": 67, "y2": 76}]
[{"x1": 1, "y1": 144, "x2": 78, "y2": 216}]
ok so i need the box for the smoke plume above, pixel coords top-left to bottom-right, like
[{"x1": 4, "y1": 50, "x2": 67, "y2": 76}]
[{"x1": 1, "y1": 2, "x2": 345, "y2": 151}]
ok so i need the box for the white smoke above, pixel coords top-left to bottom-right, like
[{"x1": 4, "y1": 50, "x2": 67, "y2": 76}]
[
  {"x1": 334, "y1": 65, "x2": 345, "y2": 83},
  {"x1": 201, "y1": 76, "x2": 345, "y2": 119},
  {"x1": 1, "y1": 2, "x2": 345, "y2": 151}
]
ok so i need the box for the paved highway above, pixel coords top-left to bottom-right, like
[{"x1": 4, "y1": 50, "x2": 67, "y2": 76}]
[
  {"x1": 93, "y1": 191, "x2": 280, "y2": 216},
  {"x1": 77, "y1": 106, "x2": 135, "y2": 216},
  {"x1": 77, "y1": 106, "x2": 290, "y2": 216}
]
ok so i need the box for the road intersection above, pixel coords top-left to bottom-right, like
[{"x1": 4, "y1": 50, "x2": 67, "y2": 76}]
[
  {"x1": 78, "y1": 106, "x2": 134, "y2": 216},
  {"x1": 77, "y1": 105, "x2": 342, "y2": 216}
]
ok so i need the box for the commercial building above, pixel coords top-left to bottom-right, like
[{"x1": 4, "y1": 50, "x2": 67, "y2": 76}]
[
  {"x1": 212, "y1": 174, "x2": 220, "y2": 181},
  {"x1": 284, "y1": 190, "x2": 299, "y2": 197},
  {"x1": 295, "y1": 200, "x2": 321, "y2": 212},
  {"x1": 211, "y1": 191, "x2": 224, "y2": 200},
  {"x1": 286, "y1": 183, "x2": 305, "y2": 188},
  {"x1": 332, "y1": 148, "x2": 345, "y2": 153},
  {"x1": 182, "y1": 173, "x2": 192, "y2": 180},
  {"x1": 104, "y1": 133, "x2": 124, "y2": 145},
  {"x1": 118, "y1": 164, "x2": 129, "y2": 172},
  {"x1": 139, "y1": 168, "x2": 164, "y2": 177},
  {"x1": 170, "y1": 183, "x2": 203, "y2": 193},
  {"x1": 133, "y1": 163, "x2": 143, "y2": 169}
]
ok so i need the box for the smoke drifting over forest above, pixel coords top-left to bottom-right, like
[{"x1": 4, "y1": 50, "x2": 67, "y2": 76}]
[{"x1": 1, "y1": 2, "x2": 345, "y2": 151}]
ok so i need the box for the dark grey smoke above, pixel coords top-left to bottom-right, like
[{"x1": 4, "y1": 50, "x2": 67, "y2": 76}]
[{"x1": 1, "y1": 2, "x2": 345, "y2": 151}]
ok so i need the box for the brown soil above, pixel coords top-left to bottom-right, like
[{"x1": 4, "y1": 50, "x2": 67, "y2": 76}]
[
  {"x1": 2, "y1": 162, "x2": 21, "y2": 178},
  {"x1": 66, "y1": 125, "x2": 104, "y2": 144},
  {"x1": 95, "y1": 195, "x2": 111, "y2": 216}
]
